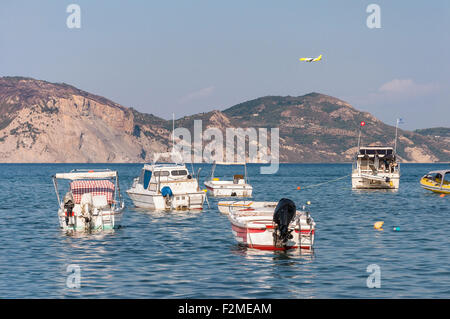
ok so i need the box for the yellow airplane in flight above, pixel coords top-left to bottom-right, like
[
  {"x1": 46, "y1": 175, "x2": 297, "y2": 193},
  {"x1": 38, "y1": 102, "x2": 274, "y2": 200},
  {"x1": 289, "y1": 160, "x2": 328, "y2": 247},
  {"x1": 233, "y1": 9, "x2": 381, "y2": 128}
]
[{"x1": 299, "y1": 54, "x2": 322, "y2": 62}]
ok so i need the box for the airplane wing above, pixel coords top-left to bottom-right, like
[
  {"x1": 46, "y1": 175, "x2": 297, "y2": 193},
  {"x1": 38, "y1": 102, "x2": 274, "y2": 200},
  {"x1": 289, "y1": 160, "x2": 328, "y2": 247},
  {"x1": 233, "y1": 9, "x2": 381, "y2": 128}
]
[{"x1": 312, "y1": 54, "x2": 322, "y2": 62}]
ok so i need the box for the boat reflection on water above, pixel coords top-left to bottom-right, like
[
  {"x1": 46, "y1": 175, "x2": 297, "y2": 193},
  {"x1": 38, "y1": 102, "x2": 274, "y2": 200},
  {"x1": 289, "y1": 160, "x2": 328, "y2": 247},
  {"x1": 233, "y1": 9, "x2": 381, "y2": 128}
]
[
  {"x1": 61, "y1": 228, "x2": 120, "y2": 238},
  {"x1": 130, "y1": 207, "x2": 203, "y2": 221},
  {"x1": 352, "y1": 188, "x2": 399, "y2": 194},
  {"x1": 230, "y1": 244, "x2": 315, "y2": 262}
]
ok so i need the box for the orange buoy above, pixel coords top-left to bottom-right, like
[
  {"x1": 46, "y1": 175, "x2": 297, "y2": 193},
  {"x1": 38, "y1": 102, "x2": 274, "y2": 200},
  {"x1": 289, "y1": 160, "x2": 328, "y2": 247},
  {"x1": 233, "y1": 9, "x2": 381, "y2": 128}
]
[
  {"x1": 440, "y1": 194, "x2": 446, "y2": 198},
  {"x1": 297, "y1": 186, "x2": 301, "y2": 190},
  {"x1": 374, "y1": 221, "x2": 384, "y2": 230}
]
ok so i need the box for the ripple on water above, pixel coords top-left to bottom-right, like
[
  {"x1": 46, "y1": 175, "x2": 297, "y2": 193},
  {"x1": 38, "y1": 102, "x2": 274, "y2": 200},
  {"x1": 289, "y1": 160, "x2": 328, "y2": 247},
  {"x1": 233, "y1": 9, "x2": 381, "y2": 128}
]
[{"x1": 0, "y1": 163, "x2": 449, "y2": 298}]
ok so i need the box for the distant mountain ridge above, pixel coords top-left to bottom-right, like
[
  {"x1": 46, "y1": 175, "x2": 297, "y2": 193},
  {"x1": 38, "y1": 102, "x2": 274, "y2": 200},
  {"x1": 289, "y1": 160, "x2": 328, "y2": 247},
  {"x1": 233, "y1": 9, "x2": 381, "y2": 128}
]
[{"x1": 0, "y1": 77, "x2": 448, "y2": 163}]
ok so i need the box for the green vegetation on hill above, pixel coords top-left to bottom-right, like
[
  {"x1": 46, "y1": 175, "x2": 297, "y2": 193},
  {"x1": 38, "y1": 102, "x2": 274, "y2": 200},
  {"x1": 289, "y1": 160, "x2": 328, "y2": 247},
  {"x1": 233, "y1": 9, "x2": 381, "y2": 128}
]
[{"x1": 415, "y1": 127, "x2": 450, "y2": 137}]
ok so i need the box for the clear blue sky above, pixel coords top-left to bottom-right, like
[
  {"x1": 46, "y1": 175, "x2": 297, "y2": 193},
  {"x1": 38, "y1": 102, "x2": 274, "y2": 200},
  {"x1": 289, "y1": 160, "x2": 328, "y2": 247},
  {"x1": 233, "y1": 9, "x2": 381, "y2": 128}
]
[{"x1": 1, "y1": 0, "x2": 449, "y2": 130}]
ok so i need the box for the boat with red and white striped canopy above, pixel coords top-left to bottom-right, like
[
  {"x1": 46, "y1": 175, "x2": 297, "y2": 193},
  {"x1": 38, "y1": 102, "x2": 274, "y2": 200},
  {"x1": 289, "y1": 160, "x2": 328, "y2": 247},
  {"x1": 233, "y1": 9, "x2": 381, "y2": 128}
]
[
  {"x1": 227, "y1": 198, "x2": 315, "y2": 251},
  {"x1": 52, "y1": 169, "x2": 124, "y2": 232}
]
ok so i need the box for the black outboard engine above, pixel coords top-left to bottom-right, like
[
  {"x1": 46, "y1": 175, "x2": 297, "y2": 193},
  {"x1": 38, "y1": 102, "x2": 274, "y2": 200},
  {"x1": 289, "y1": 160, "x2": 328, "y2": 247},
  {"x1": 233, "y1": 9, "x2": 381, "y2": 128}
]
[
  {"x1": 63, "y1": 192, "x2": 75, "y2": 226},
  {"x1": 273, "y1": 198, "x2": 296, "y2": 247}
]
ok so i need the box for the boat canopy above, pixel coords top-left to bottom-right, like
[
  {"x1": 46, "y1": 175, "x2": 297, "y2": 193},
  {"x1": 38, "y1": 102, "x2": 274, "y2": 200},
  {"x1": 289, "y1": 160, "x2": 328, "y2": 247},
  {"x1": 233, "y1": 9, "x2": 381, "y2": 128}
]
[
  {"x1": 54, "y1": 170, "x2": 118, "y2": 180},
  {"x1": 143, "y1": 163, "x2": 186, "y2": 171},
  {"x1": 359, "y1": 147, "x2": 394, "y2": 156},
  {"x1": 214, "y1": 161, "x2": 247, "y2": 165},
  {"x1": 426, "y1": 170, "x2": 450, "y2": 176},
  {"x1": 70, "y1": 180, "x2": 115, "y2": 204}
]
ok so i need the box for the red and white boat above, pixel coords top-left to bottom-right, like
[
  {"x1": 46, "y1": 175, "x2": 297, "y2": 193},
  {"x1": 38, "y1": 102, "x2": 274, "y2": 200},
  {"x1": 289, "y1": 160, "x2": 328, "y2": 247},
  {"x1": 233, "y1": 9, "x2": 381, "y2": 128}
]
[{"x1": 227, "y1": 199, "x2": 315, "y2": 251}]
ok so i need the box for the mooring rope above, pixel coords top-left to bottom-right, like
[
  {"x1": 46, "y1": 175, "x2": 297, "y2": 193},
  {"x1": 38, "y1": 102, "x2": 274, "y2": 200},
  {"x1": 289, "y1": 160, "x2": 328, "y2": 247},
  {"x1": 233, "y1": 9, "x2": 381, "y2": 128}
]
[{"x1": 298, "y1": 174, "x2": 350, "y2": 190}]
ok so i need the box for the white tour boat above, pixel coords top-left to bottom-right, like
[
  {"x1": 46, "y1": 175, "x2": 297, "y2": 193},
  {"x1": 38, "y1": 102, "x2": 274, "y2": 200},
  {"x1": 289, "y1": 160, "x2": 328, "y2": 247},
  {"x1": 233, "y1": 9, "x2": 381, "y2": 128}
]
[
  {"x1": 52, "y1": 169, "x2": 125, "y2": 232},
  {"x1": 227, "y1": 198, "x2": 315, "y2": 251},
  {"x1": 352, "y1": 120, "x2": 401, "y2": 189},
  {"x1": 127, "y1": 160, "x2": 206, "y2": 210},
  {"x1": 204, "y1": 161, "x2": 253, "y2": 197},
  {"x1": 351, "y1": 146, "x2": 400, "y2": 189}
]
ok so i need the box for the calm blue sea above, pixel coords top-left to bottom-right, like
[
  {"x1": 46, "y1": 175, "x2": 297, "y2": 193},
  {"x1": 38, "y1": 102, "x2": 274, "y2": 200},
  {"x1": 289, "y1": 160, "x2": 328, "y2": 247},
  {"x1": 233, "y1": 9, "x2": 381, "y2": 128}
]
[{"x1": 0, "y1": 163, "x2": 449, "y2": 298}]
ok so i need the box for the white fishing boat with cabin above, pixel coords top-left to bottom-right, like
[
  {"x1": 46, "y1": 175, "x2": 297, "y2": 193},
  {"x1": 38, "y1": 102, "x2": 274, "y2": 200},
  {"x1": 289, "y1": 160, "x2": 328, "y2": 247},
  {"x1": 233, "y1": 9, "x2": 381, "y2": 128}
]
[
  {"x1": 127, "y1": 153, "x2": 206, "y2": 210},
  {"x1": 52, "y1": 169, "x2": 125, "y2": 232},
  {"x1": 204, "y1": 161, "x2": 253, "y2": 197},
  {"x1": 227, "y1": 198, "x2": 315, "y2": 251},
  {"x1": 351, "y1": 120, "x2": 401, "y2": 189}
]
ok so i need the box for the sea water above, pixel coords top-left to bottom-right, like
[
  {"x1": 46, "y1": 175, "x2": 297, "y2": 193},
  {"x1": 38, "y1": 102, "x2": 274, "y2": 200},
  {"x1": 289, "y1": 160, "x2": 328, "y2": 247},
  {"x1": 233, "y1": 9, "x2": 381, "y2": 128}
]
[{"x1": 0, "y1": 163, "x2": 448, "y2": 298}]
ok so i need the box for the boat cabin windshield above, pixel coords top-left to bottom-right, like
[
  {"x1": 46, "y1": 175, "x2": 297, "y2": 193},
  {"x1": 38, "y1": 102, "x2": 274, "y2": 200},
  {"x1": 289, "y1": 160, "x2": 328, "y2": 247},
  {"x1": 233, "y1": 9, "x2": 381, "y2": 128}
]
[
  {"x1": 139, "y1": 169, "x2": 152, "y2": 189},
  {"x1": 139, "y1": 166, "x2": 192, "y2": 189},
  {"x1": 356, "y1": 148, "x2": 397, "y2": 173},
  {"x1": 424, "y1": 172, "x2": 450, "y2": 185}
]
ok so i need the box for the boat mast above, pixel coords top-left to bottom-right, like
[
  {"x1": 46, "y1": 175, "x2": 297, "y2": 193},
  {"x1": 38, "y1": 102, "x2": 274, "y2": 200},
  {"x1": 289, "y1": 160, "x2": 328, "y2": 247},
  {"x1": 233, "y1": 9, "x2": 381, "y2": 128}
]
[
  {"x1": 394, "y1": 118, "x2": 399, "y2": 154},
  {"x1": 172, "y1": 112, "x2": 175, "y2": 152},
  {"x1": 357, "y1": 129, "x2": 362, "y2": 151},
  {"x1": 357, "y1": 121, "x2": 365, "y2": 152}
]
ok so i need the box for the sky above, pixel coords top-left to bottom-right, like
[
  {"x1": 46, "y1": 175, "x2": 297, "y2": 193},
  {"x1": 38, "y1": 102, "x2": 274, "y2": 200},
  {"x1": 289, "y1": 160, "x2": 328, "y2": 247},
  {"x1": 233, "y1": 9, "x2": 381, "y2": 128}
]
[{"x1": 0, "y1": 0, "x2": 449, "y2": 130}]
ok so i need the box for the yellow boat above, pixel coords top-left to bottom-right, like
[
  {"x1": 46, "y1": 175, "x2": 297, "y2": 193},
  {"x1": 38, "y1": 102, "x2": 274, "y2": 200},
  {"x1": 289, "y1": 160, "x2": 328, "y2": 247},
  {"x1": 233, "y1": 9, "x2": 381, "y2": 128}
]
[{"x1": 420, "y1": 170, "x2": 450, "y2": 194}]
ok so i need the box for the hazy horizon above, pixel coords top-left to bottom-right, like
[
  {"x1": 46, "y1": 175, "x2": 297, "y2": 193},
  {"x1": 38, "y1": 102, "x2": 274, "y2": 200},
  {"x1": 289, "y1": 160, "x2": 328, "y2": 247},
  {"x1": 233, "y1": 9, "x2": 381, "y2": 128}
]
[{"x1": 1, "y1": 1, "x2": 449, "y2": 130}]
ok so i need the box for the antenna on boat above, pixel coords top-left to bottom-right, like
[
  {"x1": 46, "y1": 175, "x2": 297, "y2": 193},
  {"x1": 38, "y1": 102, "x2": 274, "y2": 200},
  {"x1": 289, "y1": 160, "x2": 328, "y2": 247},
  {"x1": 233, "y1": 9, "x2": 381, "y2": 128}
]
[
  {"x1": 172, "y1": 112, "x2": 175, "y2": 152},
  {"x1": 394, "y1": 118, "x2": 403, "y2": 154},
  {"x1": 357, "y1": 121, "x2": 365, "y2": 152}
]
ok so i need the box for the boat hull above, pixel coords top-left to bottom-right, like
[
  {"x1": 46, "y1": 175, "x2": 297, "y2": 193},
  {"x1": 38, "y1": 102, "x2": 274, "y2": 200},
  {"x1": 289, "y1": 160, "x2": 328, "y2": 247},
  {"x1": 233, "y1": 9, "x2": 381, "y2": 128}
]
[
  {"x1": 127, "y1": 189, "x2": 205, "y2": 210},
  {"x1": 227, "y1": 206, "x2": 315, "y2": 251},
  {"x1": 230, "y1": 222, "x2": 314, "y2": 251},
  {"x1": 58, "y1": 208, "x2": 123, "y2": 232},
  {"x1": 204, "y1": 182, "x2": 252, "y2": 197},
  {"x1": 420, "y1": 178, "x2": 450, "y2": 194},
  {"x1": 218, "y1": 201, "x2": 277, "y2": 214}
]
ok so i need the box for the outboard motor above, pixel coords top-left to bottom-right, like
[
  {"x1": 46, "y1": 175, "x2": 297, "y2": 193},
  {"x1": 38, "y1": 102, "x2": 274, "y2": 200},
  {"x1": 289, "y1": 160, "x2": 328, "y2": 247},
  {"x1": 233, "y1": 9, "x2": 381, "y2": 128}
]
[
  {"x1": 63, "y1": 192, "x2": 75, "y2": 226},
  {"x1": 273, "y1": 198, "x2": 296, "y2": 247},
  {"x1": 161, "y1": 186, "x2": 173, "y2": 209}
]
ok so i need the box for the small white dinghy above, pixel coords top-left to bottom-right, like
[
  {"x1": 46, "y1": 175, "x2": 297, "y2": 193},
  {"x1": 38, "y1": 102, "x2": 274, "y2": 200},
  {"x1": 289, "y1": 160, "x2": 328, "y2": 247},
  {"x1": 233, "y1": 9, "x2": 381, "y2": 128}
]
[
  {"x1": 227, "y1": 198, "x2": 315, "y2": 251},
  {"x1": 204, "y1": 161, "x2": 253, "y2": 197},
  {"x1": 52, "y1": 169, "x2": 125, "y2": 232}
]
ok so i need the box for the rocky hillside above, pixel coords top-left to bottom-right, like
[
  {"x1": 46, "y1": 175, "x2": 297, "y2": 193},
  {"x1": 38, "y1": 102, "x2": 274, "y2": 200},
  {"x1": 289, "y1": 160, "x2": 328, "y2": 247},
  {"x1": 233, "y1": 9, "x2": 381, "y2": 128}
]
[
  {"x1": 0, "y1": 77, "x2": 448, "y2": 163},
  {"x1": 0, "y1": 77, "x2": 170, "y2": 162},
  {"x1": 177, "y1": 93, "x2": 450, "y2": 163}
]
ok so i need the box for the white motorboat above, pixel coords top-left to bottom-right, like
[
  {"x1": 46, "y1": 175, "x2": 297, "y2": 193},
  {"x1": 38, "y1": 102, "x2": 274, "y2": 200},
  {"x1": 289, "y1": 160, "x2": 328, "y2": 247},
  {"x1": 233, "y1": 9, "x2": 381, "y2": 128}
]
[
  {"x1": 52, "y1": 169, "x2": 125, "y2": 232},
  {"x1": 227, "y1": 198, "x2": 315, "y2": 251},
  {"x1": 218, "y1": 200, "x2": 277, "y2": 214},
  {"x1": 351, "y1": 146, "x2": 400, "y2": 189},
  {"x1": 127, "y1": 162, "x2": 206, "y2": 210},
  {"x1": 204, "y1": 161, "x2": 253, "y2": 197}
]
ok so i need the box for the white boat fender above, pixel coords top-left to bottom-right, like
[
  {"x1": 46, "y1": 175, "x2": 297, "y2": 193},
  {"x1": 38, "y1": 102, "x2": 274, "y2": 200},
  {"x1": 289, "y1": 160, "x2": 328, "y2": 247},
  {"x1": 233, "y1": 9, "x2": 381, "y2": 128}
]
[
  {"x1": 161, "y1": 186, "x2": 173, "y2": 197},
  {"x1": 273, "y1": 198, "x2": 296, "y2": 247}
]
